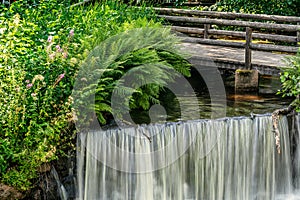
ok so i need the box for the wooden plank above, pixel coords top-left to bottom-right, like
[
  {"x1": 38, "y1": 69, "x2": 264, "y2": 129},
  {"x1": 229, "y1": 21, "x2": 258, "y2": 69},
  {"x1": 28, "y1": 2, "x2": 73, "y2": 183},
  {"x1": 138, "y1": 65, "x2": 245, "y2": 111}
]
[
  {"x1": 252, "y1": 33, "x2": 297, "y2": 43},
  {"x1": 245, "y1": 27, "x2": 252, "y2": 69},
  {"x1": 204, "y1": 24, "x2": 210, "y2": 39},
  {"x1": 171, "y1": 26, "x2": 204, "y2": 34},
  {"x1": 171, "y1": 26, "x2": 297, "y2": 43},
  {"x1": 154, "y1": 7, "x2": 300, "y2": 23},
  {"x1": 297, "y1": 22, "x2": 300, "y2": 46},
  {"x1": 179, "y1": 37, "x2": 245, "y2": 48},
  {"x1": 250, "y1": 43, "x2": 298, "y2": 53},
  {"x1": 210, "y1": 30, "x2": 297, "y2": 43},
  {"x1": 180, "y1": 36, "x2": 297, "y2": 53},
  {"x1": 189, "y1": 57, "x2": 281, "y2": 76},
  {"x1": 159, "y1": 15, "x2": 300, "y2": 32}
]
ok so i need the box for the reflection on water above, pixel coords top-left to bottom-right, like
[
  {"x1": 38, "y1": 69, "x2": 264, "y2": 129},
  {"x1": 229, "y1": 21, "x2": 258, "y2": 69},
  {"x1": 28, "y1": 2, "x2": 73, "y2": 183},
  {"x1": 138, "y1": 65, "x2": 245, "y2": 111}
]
[
  {"x1": 226, "y1": 93, "x2": 291, "y2": 117},
  {"x1": 130, "y1": 92, "x2": 292, "y2": 124},
  {"x1": 129, "y1": 71, "x2": 292, "y2": 125}
]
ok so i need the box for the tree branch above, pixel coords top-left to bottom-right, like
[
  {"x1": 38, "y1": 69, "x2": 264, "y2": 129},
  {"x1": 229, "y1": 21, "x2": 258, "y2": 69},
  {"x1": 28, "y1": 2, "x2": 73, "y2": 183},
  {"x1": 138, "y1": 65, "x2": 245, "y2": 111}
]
[{"x1": 272, "y1": 105, "x2": 295, "y2": 154}]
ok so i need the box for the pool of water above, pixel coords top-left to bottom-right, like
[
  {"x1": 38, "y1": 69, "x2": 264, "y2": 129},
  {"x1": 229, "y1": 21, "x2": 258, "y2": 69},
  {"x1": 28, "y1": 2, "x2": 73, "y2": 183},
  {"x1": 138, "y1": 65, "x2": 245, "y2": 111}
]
[
  {"x1": 129, "y1": 92, "x2": 292, "y2": 124},
  {"x1": 125, "y1": 70, "x2": 292, "y2": 124}
]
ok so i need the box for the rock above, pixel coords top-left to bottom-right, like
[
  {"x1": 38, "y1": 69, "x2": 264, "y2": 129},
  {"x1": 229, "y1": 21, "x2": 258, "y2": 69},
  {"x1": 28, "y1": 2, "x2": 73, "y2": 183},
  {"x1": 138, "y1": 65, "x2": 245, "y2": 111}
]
[
  {"x1": 0, "y1": 183, "x2": 25, "y2": 200},
  {"x1": 24, "y1": 150, "x2": 77, "y2": 200}
]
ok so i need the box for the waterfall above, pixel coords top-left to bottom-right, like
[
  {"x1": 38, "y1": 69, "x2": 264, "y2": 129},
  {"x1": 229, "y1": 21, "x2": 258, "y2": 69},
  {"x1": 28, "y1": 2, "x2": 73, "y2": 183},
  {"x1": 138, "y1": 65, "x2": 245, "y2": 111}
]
[{"x1": 77, "y1": 114, "x2": 300, "y2": 200}]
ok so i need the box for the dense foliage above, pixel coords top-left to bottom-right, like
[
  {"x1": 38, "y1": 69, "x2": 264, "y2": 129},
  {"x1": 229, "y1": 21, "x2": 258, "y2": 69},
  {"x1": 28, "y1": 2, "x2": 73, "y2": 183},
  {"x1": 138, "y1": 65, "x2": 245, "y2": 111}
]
[
  {"x1": 207, "y1": 0, "x2": 300, "y2": 16},
  {"x1": 278, "y1": 49, "x2": 300, "y2": 112},
  {"x1": 122, "y1": 0, "x2": 187, "y2": 6},
  {"x1": 0, "y1": 0, "x2": 191, "y2": 191}
]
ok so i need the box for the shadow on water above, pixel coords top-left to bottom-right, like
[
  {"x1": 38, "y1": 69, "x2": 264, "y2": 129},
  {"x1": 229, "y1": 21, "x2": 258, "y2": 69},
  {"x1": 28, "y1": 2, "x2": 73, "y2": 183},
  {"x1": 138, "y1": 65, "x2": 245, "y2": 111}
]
[{"x1": 129, "y1": 68, "x2": 292, "y2": 124}]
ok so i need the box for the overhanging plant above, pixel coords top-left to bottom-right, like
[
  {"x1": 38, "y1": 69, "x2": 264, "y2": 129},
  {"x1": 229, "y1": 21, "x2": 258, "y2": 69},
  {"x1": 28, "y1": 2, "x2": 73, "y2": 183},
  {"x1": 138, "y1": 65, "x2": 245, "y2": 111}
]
[{"x1": 278, "y1": 48, "x2": 300, "y2": 112}]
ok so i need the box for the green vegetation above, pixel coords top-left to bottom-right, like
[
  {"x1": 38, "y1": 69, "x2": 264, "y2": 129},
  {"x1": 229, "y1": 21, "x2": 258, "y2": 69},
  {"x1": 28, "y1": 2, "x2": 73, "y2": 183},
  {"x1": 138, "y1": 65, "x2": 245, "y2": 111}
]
[
  {"x1": 0, "y1": 0, "x2": 191, "y2": 191},
  {"x1": 204, "y1": 0, "x2": 300, "y2": 16},
  {"x1": 3, "y1": 0, "x2": 297, "y2": 193},
  {"x1": 278, "y1": 49, "x2": 300, "y2": 112},
  {"x1": 145, "y1": 0, "x2": 186, "y2": 6}
]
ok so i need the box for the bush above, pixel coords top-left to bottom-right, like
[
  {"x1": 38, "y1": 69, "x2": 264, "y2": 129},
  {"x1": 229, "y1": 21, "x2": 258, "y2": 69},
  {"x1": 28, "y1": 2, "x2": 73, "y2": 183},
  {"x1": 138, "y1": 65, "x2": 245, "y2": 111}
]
[
  {"x1": 278, "y1": 49, "x2": 300, "y2": 112},
  {"x1": 208, "y1": 0, "x2": 299, "y2": 16},
  {"x1": 0, "y1": 0, "x2": 191, "y2": 190},
  {"x1": 0, "y1": 8, "x2": 79, "y2": 190}
]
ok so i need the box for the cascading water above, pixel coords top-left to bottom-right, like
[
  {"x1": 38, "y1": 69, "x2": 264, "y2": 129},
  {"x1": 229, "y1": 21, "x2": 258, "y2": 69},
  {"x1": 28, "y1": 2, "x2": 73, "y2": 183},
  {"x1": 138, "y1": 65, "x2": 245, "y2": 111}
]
[{"x1": 77, "y1": 114, "x2": 300, "y2": 200}]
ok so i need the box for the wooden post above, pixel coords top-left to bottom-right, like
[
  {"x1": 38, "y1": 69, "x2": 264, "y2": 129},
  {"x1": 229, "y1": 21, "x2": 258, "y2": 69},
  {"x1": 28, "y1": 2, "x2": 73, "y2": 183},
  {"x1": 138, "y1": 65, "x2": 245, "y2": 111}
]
[
  {"x1": 297, "y1": 22, "x2": 300, "y2": 47},
  {"x1": 204, "y1": 24, "x2": 210, "y2": 39},
  {"x1": 245, "y1": 27, "x2": 252, "y2": 70},
  {"x1": 236, "y1": 27, "x2": 259, "y2": 93}
]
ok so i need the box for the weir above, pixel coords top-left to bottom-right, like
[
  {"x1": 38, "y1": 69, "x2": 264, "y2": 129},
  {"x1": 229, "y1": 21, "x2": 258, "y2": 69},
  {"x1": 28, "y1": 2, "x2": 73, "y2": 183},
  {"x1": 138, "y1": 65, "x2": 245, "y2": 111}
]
[{"x1": 77, "y1": 114, "x2": 300, "y2": 200}]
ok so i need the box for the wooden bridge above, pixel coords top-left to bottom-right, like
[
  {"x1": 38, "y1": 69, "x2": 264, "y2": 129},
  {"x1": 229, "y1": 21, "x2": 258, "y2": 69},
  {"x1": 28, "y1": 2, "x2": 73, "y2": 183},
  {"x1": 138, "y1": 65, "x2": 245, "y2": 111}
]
[
  {"x1": 179, "y1": 43, "x2": 288, "y2": 76},
  {"x1": 154, "y1": 8, "x2": 300, "y2": 77}
]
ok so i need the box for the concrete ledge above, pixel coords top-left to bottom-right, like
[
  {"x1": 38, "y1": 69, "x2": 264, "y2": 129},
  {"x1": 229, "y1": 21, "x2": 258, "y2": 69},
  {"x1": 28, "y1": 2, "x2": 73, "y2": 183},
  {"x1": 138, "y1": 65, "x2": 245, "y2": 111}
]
[
  {"x1": 235, "y1": 69, "x2": 259, "y2": 93},
  {"x1": 188, "y1": 56, "x2": 281, "y2": 76}
]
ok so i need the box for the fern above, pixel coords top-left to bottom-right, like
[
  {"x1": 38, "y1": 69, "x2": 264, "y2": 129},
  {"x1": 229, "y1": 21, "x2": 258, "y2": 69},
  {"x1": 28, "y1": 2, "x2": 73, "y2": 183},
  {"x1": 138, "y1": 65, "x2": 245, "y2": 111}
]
[{"x1": 74, "y1": 27, "x2": 192, "y2": 126}]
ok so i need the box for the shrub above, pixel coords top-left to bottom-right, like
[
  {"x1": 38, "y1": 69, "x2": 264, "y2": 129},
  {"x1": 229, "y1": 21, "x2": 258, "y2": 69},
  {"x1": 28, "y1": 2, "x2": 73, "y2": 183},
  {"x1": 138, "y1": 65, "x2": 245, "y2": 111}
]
[
  {"x1": 0, "y1": 12, "x2": 75, "y2": 190},
  {"x1": 278, "y1": 49, "x2": 300, "y2": 112},
  {"x1": 0, "y1": 0, "x2": 191, "y2": 190},
  {"x1": 208, "y1": 0, "x2": 299, "y2": 16}
]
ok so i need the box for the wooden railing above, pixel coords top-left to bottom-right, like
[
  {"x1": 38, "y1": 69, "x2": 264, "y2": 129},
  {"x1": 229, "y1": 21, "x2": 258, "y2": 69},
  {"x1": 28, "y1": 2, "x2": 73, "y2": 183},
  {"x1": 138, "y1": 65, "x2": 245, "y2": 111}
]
[{"x1": 154, "y1": 8, "x2": 300, "y2": 69}]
